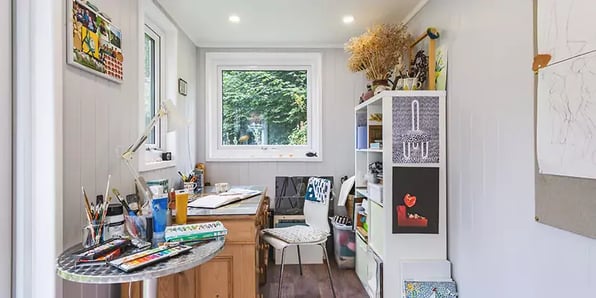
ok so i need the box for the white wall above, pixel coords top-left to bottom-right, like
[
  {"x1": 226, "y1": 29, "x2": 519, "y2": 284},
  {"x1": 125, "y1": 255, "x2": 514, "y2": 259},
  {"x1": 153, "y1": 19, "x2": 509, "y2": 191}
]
[
  {"x1": 62, "y1": 0, "x2": 197, "y2": 297},
  {"x1": 0, "y1": 0, "x2": 11, "y2": 297},
  {"x1": 409, "y1": 0, "x2": 596, "y2": 297},
  {"x1": 197, "y1": 48, "x2": 366, "y2": 203}
]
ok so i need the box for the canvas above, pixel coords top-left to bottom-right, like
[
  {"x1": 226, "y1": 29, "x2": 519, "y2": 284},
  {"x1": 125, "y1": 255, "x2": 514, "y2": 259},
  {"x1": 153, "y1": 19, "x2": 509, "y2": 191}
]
[
  {"x1": 404, "y1": 280, "x2": 457, "y2": 298},
  {"x1": 392, "y1": 167, "x2": 439, "y2": 234},
  {"x1": 392, "y1": 96, "x2": 440, "y2": 164}
]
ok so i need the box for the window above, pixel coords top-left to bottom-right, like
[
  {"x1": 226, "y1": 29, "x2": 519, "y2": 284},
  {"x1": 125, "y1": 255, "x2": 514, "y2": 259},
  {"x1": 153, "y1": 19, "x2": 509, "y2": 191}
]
[
  {"x1": 139, "y1": 11, "x2": 177, "y2": 172},
  {"x1": 206, "y1": 52, "x2": 322, "y2": 161},
  {"x1": 143, "y1": 24, "x2": 162, "y2": 148}
]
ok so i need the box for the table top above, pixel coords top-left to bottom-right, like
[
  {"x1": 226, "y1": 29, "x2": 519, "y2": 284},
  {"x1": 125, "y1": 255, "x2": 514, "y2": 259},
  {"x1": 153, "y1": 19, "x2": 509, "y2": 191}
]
[
  {"x1": 56, "y1": 238, "x2": 225, "y2": 284},
  {"x1": 186, "y1": 185, "x2": 266, "y2": 217}
]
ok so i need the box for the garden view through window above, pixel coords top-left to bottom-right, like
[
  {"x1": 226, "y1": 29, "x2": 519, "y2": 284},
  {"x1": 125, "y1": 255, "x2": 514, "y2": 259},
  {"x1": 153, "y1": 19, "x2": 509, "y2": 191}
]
[{"x1": 221, "y1": 70, "x2": 308, "y2": 146}]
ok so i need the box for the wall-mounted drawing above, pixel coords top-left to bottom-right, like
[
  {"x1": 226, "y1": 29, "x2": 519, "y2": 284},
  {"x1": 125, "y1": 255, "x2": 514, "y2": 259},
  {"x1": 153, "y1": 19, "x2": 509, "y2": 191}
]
[{"x1": 393, "y1": 96, "x2": 439, "y2": 164}]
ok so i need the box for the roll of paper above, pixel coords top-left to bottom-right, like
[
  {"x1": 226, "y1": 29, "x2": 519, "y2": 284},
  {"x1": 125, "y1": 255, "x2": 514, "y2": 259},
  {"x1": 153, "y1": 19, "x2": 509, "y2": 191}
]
[{"x1": 357, "y1": 126, "x2": 367, "y2": 149}]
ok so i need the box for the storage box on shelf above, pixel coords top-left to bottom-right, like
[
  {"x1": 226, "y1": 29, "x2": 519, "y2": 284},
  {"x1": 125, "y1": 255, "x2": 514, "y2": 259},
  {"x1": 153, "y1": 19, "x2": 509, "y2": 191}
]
[{"x1": 354, "y1": 91, "x2": 448, "y2": 297}]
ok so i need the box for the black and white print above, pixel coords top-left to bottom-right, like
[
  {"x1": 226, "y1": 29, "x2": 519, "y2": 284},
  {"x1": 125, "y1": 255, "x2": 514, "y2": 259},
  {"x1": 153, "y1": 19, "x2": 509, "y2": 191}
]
[{"x1": 392, "y1": 96, "x2": 440, "y2": 163}]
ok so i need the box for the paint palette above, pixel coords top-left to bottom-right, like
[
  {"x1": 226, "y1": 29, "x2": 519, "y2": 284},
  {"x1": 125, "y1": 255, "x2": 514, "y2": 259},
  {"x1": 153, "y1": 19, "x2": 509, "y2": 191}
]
[
  {"x1": 108, "y1": 244, "x2": 192, "y2": 272},
  {"x1": 165, "y1": 221, "x2": 227, "y2": 243}
]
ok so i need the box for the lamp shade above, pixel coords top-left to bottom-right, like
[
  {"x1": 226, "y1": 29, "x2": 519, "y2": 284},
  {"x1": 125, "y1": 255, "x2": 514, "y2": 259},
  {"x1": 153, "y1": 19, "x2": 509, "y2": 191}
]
[{"x1": 163, "y1": 99, "x2": 190, "y2": 132}]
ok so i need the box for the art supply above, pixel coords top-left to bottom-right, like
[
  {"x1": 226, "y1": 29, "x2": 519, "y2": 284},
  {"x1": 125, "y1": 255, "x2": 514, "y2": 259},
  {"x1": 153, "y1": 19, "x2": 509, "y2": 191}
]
[
  {"x1": 103, "y1": 203, "x2": 125, "y2": 240},
  {"x1": 175, "y1": 192, "x2": 189, "y2": 225},
  {"x1": 77, "y1": 238, "x2": 130, "y2": 260},
  {"x1": 109, "y1": 244, "x2": 192, "y2": 272},
  {"x1": 81, "y1": 187, "x2": 93, "y2": 225},
  {"x1": 82, "y1": 223, "x2": 102, "y2": 248},
  {"x1": 126, "y1": 194, "x2": 140, "y2": 213},
  {"x1": 145, "y1": 216, "x2": 154, "y2": 243},
  {"x1": 147, "y1": 179, "x2": 169, "y2": 195},
  {"x1": 151, "y1": 196, "x2": 168, "y2": 244},
  {"x1": 165, "y1": 221, "x2": 227, "y2": 243}
]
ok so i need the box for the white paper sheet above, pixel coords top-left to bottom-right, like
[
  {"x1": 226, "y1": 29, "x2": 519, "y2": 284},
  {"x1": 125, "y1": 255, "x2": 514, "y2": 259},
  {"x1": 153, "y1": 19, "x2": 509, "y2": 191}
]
[{"x1": 537, "y1": 51, "x2": 596, "y2": 179}]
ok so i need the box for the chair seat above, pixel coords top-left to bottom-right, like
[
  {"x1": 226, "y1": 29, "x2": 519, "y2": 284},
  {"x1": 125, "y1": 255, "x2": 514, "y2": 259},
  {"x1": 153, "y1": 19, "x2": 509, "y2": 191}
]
[{"x1": 262, "y1": 225, "x2": 329, "y2": 247}]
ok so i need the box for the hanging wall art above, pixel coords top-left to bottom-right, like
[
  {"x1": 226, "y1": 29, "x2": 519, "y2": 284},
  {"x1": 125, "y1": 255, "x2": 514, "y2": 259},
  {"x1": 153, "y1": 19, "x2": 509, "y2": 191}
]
[
  {"x1": 392, "y1": 96, "x2": 440, "y2": 164},
  {"x1": 67, "y1": 0, "x2": 123, "y2": 83}
]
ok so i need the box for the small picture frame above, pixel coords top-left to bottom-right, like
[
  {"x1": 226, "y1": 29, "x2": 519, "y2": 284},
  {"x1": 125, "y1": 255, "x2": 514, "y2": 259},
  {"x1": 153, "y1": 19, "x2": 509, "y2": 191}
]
[{"x1": 178, "y1": 78, "x2": 188, "y2": 96}]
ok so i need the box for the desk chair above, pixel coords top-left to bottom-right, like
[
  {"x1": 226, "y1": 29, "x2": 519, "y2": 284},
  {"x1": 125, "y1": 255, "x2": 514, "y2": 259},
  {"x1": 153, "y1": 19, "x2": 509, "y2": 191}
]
[{"x1": 262, "y1": 177, "x2": 336, "y2": 298}]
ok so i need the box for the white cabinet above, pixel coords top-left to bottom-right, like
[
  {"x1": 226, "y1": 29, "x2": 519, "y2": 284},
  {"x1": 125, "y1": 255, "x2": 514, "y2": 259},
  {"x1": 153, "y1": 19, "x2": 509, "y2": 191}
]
[{"x1": 354, "y1": 91, "x2": 448, "y2": 297}]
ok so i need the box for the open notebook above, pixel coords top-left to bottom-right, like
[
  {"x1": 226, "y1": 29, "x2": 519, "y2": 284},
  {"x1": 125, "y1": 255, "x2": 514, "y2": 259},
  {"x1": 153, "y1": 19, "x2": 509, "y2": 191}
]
[{"x1": 188, "y1": 188, "x2": 261, "y2": 209}]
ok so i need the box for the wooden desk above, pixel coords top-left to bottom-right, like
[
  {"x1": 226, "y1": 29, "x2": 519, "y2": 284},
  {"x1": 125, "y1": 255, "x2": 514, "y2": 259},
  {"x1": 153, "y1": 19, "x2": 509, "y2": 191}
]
[{"x1": 121, "y1": 187, "x2": 269, "y2": 298}]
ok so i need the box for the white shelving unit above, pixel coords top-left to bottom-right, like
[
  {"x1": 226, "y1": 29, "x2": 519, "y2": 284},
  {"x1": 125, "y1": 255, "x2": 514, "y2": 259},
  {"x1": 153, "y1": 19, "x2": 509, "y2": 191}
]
[{"x1": 354, "y1": 91, "x2": 448, "y2": 297}]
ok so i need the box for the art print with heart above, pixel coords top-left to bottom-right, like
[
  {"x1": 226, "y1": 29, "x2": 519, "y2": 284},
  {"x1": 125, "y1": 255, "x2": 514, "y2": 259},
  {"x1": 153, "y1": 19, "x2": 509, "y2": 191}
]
[{"x1": 392, "y1": 167, "x2": 439, "y2": 234}]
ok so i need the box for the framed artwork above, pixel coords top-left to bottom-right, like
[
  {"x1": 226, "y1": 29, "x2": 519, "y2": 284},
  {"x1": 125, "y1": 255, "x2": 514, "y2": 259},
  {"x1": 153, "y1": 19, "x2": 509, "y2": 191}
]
[
  {"x1": 67, "y1": 0, "x2": 123, "y2": 83},
  {"x1": 178, "y1": 78, "x2": 188, "y2": 96},
  {"x1": 392, "y1": 96, "x2": 440, "y2": 164},
  {"x1": 392, "y1": 167, "x2": 439, "y2": 234}
]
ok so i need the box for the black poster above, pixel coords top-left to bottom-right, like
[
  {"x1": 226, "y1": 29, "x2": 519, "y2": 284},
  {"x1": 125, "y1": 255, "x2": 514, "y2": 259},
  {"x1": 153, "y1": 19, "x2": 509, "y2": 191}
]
[{"x1": 392, "y1": 167, "x2": 439, "y2": 234}]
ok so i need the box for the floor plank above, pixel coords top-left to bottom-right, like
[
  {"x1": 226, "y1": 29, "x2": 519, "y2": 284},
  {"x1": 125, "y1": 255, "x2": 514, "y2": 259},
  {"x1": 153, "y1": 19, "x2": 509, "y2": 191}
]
[{"x1": 261, "y1": 257, "x2": 367, "y2": 298}]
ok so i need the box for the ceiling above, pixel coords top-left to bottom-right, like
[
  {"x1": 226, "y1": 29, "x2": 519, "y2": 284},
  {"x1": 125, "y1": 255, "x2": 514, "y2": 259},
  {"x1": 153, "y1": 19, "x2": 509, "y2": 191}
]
[{"x1": 156, "y1": 0, "x2": 428, "y2": 48}]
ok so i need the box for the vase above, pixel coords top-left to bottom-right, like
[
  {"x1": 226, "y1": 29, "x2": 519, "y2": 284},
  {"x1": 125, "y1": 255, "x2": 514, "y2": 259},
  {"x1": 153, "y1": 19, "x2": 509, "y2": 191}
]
[{"x1": 372, "y1": 79, "x2": 390, "y2": 94}]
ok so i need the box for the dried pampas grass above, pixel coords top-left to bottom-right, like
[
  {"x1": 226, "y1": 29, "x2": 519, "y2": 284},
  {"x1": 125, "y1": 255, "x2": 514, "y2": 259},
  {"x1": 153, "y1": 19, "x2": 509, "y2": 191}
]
[{"x1": 345, "y1": 24, "x2": 412, "y2": 81}]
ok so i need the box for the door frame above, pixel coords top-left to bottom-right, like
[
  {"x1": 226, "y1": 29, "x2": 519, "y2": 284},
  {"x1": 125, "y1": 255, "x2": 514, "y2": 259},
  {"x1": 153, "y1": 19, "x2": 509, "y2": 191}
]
[
  {"x1": 13, "y1": 0, "x2": 63, "y2": 297},
  {"x1": 1, "y1": 0, "x2": 12, "y2": 296}
]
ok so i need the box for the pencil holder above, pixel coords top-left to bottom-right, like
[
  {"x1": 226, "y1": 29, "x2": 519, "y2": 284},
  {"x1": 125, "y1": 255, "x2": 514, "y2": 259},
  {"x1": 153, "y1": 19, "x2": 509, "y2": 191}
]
[{"x1": 82, "y1": 222, "x2": 104, "y2": 248}]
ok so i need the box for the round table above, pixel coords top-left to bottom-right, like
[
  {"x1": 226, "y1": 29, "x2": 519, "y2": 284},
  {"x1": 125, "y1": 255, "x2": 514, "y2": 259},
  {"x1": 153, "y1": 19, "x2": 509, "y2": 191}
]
[{"x1": 56, "y1": 238, "x2": 225, "y2": 298}]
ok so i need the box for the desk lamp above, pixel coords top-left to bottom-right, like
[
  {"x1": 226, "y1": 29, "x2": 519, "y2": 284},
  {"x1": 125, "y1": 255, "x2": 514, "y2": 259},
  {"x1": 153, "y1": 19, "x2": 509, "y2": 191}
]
[{"x1": 121, "y1": 99, "x2": 190, "y2": 208}]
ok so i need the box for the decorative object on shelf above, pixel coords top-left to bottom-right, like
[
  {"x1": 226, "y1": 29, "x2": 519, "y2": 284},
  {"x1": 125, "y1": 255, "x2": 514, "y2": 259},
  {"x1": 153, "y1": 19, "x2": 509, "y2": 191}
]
[
  {"x1": 369, "y1": 113, "x2": 382, "y2": 122},
  {"x1": 392, "y1": 167, "x2": 439, "y2": 234},
  {"x1": 67, "y1": 0, "x2": 123, "y2": 83},
  {"x1": 403, "y1": 77, "x2": 422, "y2": 90},
  {"x1": 368, "y1": 161, "x2": 383, "y2": 183},
  {"x1": 435, "y1": 45, "x2": 448, "y2": 90},
  {"x1": 345, "y1": 23, "x2": 412, "y2": 89},
  {"x1": 360, "y1": 84, "x2": 374, "y2": 103},
  {"x1": 178, "y1": 78, "x2": 188, "y2": 96},
  {"x1": 409, "y1": 27, "x2": 441, "y2": 90},
  {"x1": 393, "y1": 96, "x2": 440, "y2": 164},
  {"x1": 411, "y1": 50, "x2": 429, "y2": 85}
]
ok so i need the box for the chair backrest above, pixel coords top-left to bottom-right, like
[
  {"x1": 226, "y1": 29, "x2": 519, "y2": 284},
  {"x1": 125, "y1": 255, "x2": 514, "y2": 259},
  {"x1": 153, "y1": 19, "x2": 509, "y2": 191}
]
[{"x1": 303, "y1": 177, "x2": 331, "y2": 234}]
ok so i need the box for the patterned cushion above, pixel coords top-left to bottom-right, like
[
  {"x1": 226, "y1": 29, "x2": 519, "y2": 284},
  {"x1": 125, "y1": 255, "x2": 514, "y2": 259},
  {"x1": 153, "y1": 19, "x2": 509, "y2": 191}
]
[
  {"x1": 262, "y1": 225, "x2": 329, "y2": 244},
  {"x1": 304, "y1": 177, "x2": 331, "y2": 204}
]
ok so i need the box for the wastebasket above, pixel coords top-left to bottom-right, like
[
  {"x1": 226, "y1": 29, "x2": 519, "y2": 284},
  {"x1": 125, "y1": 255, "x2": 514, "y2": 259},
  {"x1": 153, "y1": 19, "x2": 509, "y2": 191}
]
[{"x1": 330, "y1": 219, "x2": 356, "y2": 269}]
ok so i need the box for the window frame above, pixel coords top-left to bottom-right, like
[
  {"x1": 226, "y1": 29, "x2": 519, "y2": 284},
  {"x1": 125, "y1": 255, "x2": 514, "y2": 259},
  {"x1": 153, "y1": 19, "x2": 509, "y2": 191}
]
[
  {"x1": 143, "y1": 24, "x2": 163, "y2": 149},
  {"x1": 138, "y1": 8, "x2": 177, "y2": 172},
  {"x1": 205, "y1": 52, "x2": 323, "y2": 162}
]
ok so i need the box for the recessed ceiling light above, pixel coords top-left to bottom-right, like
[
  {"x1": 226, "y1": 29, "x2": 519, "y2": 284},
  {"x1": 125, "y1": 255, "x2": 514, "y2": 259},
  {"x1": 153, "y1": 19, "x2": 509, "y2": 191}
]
[
  {"x1": 229, "y1": 15, "x2": 240, "y2": 23},
  {"x1": 343, "y1": 15, "x2": 354, "y2": 24}
]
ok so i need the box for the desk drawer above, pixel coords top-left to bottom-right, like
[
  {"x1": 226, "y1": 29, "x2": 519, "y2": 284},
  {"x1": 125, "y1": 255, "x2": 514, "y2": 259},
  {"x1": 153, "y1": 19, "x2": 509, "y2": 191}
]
[{"x1": 187, "y1": 218, "x2": 257, "y2": 244}]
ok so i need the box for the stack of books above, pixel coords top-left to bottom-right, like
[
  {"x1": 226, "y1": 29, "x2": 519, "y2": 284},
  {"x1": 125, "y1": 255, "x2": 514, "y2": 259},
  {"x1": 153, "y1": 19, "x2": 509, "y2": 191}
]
[{"x1": 165, "y1": 221, "x2": 228, "y2": 243}]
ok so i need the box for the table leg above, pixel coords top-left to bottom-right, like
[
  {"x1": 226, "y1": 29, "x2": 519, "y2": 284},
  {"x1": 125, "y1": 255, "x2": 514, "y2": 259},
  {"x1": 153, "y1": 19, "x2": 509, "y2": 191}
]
[{"x1": 143, "y1": 278, "x2": 157, "y2": 298}]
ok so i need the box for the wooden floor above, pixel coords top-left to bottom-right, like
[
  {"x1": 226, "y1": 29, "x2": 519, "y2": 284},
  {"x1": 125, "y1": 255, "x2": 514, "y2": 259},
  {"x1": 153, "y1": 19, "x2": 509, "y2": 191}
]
[{"x1": 260, "y1": 258, "x2": 368, "y2": 298}]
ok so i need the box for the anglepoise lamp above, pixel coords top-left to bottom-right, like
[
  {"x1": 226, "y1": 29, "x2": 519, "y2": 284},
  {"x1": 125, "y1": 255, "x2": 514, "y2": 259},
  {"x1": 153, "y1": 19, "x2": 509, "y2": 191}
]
[{"x1": 121, "y1": 99, "x2": 190, "y2": 206}]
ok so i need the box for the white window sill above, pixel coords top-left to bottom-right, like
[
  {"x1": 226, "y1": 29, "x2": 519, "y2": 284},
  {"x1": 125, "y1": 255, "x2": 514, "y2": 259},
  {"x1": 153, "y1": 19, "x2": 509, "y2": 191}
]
[{"x1": 139, "y1": 160, "x2": 176, "y2": 172}]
